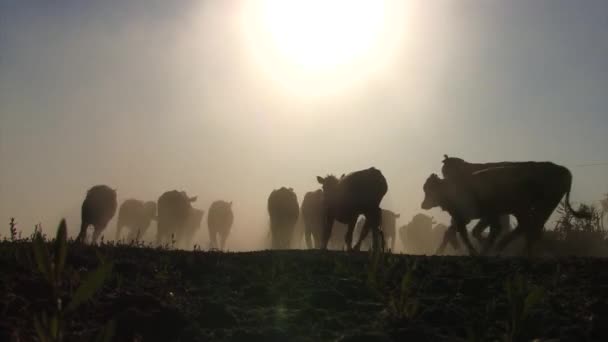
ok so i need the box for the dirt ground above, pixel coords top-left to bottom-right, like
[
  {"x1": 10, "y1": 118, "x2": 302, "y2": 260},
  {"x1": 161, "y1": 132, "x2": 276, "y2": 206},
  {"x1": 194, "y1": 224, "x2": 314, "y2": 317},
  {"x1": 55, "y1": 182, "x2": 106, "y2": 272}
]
[{"x1": 1, "y1": 243, "x2": 607, "y2": 341}]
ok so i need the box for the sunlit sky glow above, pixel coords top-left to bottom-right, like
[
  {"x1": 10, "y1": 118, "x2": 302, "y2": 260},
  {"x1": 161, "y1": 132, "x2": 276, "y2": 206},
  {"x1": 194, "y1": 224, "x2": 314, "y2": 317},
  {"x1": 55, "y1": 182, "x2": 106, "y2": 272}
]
[
  {"x1": 241, "y1": 0, "x2": 406, "y2": 98},
  {"x1": 0, "y1": 0, "x2": 607, "y2": 250}
]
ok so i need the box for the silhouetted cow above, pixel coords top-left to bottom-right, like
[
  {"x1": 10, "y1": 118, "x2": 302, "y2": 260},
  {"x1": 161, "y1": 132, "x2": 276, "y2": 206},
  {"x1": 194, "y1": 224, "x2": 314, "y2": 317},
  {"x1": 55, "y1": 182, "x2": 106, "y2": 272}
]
[
  {"x1": 441, "y1": 155, "x2": 514, "y2": 245},
  {"x1": 381, "y1": 209, "x2": 400, "y2": 251},
  {"x1": 181, "y1": 207, "x2": 204, "y2": 248},
  {"x1": 267, "y1": 187, "x2": 299, "y2": 249},
  {"x1": 115, "y1": 199, "x2": 156, "y2": 241},
  {"x1": 157, "y1": 190, "x2": 197, "y2": 246},
  {"x1": 399, "y1": 213, "x2": 436, "y2": 254},
  {"x1": 207, "y1": 200, "x2": 234, "y2": 250},
  {"x1": 78, "y1": 185, "x2": 117, "y2": 244},
  {"x1": 317, "y1": 167, "x2": 388, "y2": 251},
  {"x1": 301, "y1": 190, "x2": 325, "y2": 249},
  {"x1": 422, "y1": 162, "x2": 590, "y2": 256}
]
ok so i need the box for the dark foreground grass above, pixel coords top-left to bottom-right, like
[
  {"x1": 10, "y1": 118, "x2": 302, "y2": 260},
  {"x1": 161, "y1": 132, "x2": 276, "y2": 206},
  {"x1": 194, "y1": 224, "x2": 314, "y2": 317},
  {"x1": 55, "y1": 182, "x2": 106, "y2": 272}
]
[{"x1": 1, "y1": 241, "x2": 607, "y2": 342}]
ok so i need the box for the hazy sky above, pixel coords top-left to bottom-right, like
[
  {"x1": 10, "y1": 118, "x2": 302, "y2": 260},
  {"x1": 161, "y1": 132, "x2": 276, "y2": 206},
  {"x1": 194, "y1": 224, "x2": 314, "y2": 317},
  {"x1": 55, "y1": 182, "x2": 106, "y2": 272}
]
[{"x1": 1, "y1": 0, "x2": 607, "y2": 249}]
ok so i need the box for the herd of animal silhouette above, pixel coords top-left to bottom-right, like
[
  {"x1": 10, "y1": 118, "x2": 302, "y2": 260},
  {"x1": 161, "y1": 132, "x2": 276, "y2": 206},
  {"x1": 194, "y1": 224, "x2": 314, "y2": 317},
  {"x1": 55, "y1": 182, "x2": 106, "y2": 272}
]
[{"x1": 76, "y1": 155, "x2": 590, "y2": 256}]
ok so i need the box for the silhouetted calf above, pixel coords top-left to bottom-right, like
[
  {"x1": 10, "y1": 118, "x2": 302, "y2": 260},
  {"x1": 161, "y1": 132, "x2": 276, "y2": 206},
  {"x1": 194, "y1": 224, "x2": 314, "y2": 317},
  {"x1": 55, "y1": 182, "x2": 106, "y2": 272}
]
[
  {"x1": 157, "y1": 190, "x2": 197, "y2": 246},
  {"x1": 78, "y1": 185, "x2": 117, "y2": 244},
  {"x1": 207, "y1": 200, "x2": 234, "y2": 250},
  {"x1": 422, "y1": 162, "x2": 590, "y2": 256},
  {"x1": 115, "y1": 199, "x2": 156, "y2": 241},
  {"x1": 317, "y1": 167, "x2": 388, "y2": 251},
  {"x1": 301, "y1": 189, "x2": 325, "y2": 249},
  {"x1": 267, "y1": 187, "x2": 299, "y2": 249}
]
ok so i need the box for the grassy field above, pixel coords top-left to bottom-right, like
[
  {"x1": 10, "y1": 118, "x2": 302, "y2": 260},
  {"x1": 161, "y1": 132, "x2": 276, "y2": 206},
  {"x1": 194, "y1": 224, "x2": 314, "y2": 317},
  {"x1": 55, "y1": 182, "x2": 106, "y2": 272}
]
[{"x1": 1, "y1": 233, "x2": 607, "y2": 342}]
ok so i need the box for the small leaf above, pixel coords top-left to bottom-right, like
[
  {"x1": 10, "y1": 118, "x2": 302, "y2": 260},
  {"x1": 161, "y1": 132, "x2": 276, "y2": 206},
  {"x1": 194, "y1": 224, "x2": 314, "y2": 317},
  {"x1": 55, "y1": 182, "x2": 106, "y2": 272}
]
[
  {"x1": 33, "y1": 233, "x2": 53, "y2": 284},
  {"x1": 66, "y1": 261, "x2": 113, "y2": 312},
  {"x1": 94, "y1": 319, "x2": 116, "y2": 342},
  {"x1": 54, "y1": 219, "x2": 68, "y2": 278}
]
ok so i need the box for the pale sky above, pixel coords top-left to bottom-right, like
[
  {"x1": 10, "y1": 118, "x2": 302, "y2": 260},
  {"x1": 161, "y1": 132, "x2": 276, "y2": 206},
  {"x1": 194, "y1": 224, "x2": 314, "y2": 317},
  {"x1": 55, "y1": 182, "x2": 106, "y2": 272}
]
[{"x1": 1, "y1": 0, "x2": 607, "y2": 249}]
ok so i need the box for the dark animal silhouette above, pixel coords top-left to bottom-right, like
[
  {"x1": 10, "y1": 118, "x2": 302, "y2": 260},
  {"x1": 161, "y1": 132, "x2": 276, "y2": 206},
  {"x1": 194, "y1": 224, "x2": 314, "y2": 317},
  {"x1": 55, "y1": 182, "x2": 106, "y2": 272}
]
[
  {"x1": 421, "y1": 162, "x2": 591, "y2": 256},
  {"x1": 399, "y1": 213, "x2": 436, "y2": 254},
  {"x1": 433, "y1": 223, "x2": 461, "y2": 255},
  {"x1": 207, "y1": 200, "x2": 234, "y2": 250},
  {"x1": 156, "y1": 190, "x2": 197, "y2": 246},
  {"x1": 441, "y1": 155, "x2": 514, "y2": 246},
  {"x1": 267, "y1": 187, "x2": 300, "y2": 249},
  {"x1": 181, "y1": 207, "x2": 204, "y2": 248},
  {"x1": 301, "y1": 189, "x2": 325, "y2": 249},
  {"x1": 381, "y1": 209, "x2": 400, "y2": 251},
  {"x1": 78, "y1": 185, "x2": 117, "y2": 244},
  {"x1": 317, "y1": 167, "x2": 388, "y2": 251},
  {"x1": 115, "y1": 199, "x2": 157, "y2": 241}
]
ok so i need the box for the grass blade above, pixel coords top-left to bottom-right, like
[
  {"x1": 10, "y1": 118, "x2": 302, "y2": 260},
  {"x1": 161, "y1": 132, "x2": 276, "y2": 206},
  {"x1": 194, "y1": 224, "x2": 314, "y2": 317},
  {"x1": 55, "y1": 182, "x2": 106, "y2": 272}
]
[
  {"x1": 33, "y1": 233, "x2": 53, "y2": 284},
  {"x1": 66, "y1": 261, "x2": 113, "y2": 313},
  {"x1": 54, "y1": 219, "x2": 68, "y2": 278}
]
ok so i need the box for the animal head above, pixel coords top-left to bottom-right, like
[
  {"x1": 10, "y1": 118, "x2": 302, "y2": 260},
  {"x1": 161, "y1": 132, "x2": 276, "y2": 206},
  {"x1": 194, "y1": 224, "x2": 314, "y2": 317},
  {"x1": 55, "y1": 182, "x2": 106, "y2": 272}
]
[
  {"x1": 411, "y1": 213, "x2": 435, "y2": 227},
  {"x1": 421, "y1": 173, "x2": 443, "y2": 210},
  {"x1": 316, "y1": 175, "x2": 340, "y2": 193}
]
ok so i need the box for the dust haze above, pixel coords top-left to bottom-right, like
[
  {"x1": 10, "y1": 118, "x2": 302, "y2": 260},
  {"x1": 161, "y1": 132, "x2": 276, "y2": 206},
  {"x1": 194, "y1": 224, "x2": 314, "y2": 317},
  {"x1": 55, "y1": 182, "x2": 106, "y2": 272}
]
[{"x1": 1, "y1": 1, "x2": 607, "y2": 252}]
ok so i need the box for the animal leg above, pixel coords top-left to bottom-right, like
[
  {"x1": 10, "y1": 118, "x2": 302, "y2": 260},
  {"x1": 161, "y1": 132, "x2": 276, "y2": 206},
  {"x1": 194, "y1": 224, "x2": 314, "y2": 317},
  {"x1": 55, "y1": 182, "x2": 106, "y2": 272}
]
[
  {"x1": 77, "y1": 221, "x2": 89, "y2": 243},
  {"x1": 436, "y1": 225, "x2": 460, "y2": 255},
  {"x1": 92, "y1": 224, "x2": 105, "y2": 244},
  {"x1": 209, "y1": 229, "x2": 218, "y2": 249},
  {"x1": 115, "y1": 222, "x2": 124, "y2": 241},
  {"x1": 454, "y1": 221, "x2": 477, "y2": 256},
  {"x1": 481, "y1": 220, "x2": 502, "y2": 255},
  {"x1": 471, "y1": 219, "x2": 490, "y2": 242},
  {"x1": 345, "y1": 221, "x2": 356, "y2": 251},
  {"x1": 355, "y1": 209, "x2": 382, "y2": 251},
  {"x1": 321, "y1": 216, "x2": 335, "y2": 250},
  {"x1": 220, "y1": 232, "x2": 228, "y2": 250},
  {"x1": 496, "y1": 219, "x2": 528, "y2": 255},
  {"x1": 304, "y1": 225, "x2": 313, "y2": 249}
]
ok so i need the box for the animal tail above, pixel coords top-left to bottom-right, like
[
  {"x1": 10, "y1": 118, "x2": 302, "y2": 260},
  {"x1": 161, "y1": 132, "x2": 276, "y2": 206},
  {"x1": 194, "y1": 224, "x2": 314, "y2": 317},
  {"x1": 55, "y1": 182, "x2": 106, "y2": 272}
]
[
  {"x1": 564, "y1": 168, "x2": 592, "y2": 219},
  {"x1": 77, "y1": 221, "x2": 88, "y2": 243}
]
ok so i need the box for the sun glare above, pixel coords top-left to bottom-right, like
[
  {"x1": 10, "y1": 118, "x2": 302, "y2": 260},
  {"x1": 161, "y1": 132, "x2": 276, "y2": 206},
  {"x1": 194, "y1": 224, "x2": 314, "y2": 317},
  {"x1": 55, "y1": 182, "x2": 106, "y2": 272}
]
[
  {"x1": 241, "y1": 0, "x2": 406, "y2": 98},
  {"x1": 260, "y1": 0, "x2": 385, "y2": 70}
]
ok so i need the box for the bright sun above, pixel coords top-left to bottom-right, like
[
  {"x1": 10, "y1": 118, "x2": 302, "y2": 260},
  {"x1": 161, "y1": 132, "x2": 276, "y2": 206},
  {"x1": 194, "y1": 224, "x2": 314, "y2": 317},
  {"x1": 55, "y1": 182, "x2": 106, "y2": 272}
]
[{"x1": 241, "y1": 0, "x2": 405, "y2": 97}]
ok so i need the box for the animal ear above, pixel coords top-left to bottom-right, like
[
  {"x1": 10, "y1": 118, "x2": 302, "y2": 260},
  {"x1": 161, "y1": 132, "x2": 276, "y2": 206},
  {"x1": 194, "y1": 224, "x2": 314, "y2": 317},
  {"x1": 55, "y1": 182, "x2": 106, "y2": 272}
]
[
  {"x1": 316, "y1": 176, "x2": 324, "y2": 184},
  {"x1": 443, "y1": 154, "x2": 449, "y2": 161},
  {"x1": 340, "y1": 174, "x2": 345, "y2": 179}
]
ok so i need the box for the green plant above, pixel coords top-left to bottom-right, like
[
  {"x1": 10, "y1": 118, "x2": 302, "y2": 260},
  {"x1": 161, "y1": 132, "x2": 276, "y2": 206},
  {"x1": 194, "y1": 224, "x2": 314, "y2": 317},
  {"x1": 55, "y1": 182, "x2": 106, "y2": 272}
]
[
  {"x1": 32, "y1": 219, "x2": 115, "y2": 342},
  {"x1": 9, "y1": 217, "x2": 18, "y2": 241},
  {"x1": 387, "y1": 262, "x2": 419, "y2": 321},
  {"x1": 502, "y1": 274, "x2": 545, "y2": 342}
]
